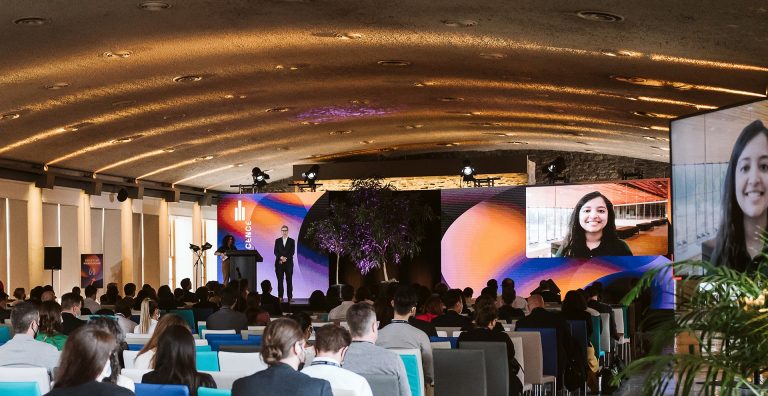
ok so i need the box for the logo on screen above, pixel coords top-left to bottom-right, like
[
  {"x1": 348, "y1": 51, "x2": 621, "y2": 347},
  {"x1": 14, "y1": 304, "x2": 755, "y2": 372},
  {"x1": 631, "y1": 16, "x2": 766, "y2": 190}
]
[{"x1": 234, "y1": 200, "x2": 246, "y2": 222}]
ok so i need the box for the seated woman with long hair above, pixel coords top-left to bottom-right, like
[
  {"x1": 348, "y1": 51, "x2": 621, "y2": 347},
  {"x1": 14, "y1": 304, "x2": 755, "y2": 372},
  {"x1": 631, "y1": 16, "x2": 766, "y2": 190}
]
[
  {"x1": 133, "y1": 298, "x2": 160, "y2": 335},
  {"x1": 36, "y1": 300, "x2": 67, "y2": 350},
  {"x1": 415, "y1": 295, "x2": 444, "y2": 323},
  {"x1": 245, "y1": 293, "x2": 270, "y2": 325},
  {"x1": 232, "y1": 318, "x2": 331, "y2": 396},
  {"x1": 134, "y1": 313, "x2": 190, "y2": 369},
  {"x1": 556, "y1": 191, "x2": 633, "y2": 258},
  {"x1": 87, "y1": 317, "x2": 135, "y2": 392},
  {"x1": 141, "y1": 325, "x2": 216, "y2": 396},
  {"x1": 47, "y1": 326, "x2": 133, "y2": 396}
]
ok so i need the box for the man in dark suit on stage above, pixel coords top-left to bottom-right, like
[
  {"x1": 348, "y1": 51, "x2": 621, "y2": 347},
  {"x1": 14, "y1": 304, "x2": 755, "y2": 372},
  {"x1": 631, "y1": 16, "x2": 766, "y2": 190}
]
[{"x1": 274, "y1": 225, "x2": 296, "y2": 303}]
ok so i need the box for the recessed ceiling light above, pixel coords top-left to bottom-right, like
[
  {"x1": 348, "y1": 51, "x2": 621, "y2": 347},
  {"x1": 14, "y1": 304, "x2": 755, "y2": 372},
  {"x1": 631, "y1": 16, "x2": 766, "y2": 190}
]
[
  {"x1": 276, "y1": 147, "x2": 290, "y2": 151},
  {"x1": 600, "y1": 49, "x2": 638, "y2": 57},
  {"x1": 360, "y1": 140, "x2": 374, "y2": 145},
  {"x1": 173, "y1": 75, "x2": 203, "y2": 83},
  {"x1": 301, "y1": 121, "x2": 319, "y2": 125},
  {"x1": 110, "y1": 135, "x2": 142, "y2": 144},
  {"x1": 274, "y1": 64, "x2": 306, "y2": 71},
  {"x1": 222, "y1": 94, "x2": 247, "y2": 99},
  {"x1": 400, "y1": 124, "x2": 424, "y2": 129},
  {"x1": 507, "y1": 141, "x2": 528, "y2": 145},
  {"x1": 438, "y1": 97, "x2": 464, "y2": 102},
  {"x1": 442, "y1": 19, "x2": 477, "y2": 27},
  {"x1": 312, "y1": 32, "x2": 362, "y2": 40},
  {"x1": 437, "y1": 143, "x2": 458, "y2": 147},
  {"x1": 14, "y1": 17, "x2": 50, "y2": 26},
  {"x1": 102, "y1": 50, "x2": 133, "y2": 59},
  {"x1": 329, "y1": 130, "x2": 352, "y2": 135},
  {"x1": 234, "y1": 163, "x2": 244, "y2": 167},
  {"x1": 195, "y1": 155, "x2": 214, "y2": 161},
  {"x1": 482, "y1": 132, "x2": 514, "y2": 137},
  {"x1": 162, "y1": 113, "x2": 186, "y2": 120},
  {"x1": 162, "y1": 147, "x2": 176, "y2": 153},
  {"x1": 632, "y1": 111, "x2": 676, "y2": 119},
  {"x1": 377, "y1": 60, "x2": 411, "y2": 67},
  {"x1": 479, "y1": 53, "x2": 507, "y2": 59},
  {"x1": 266, "y1": 107, "x2": 293, "y2": 113},
  {"x1": 643, "y1": 136, "x2": 656, "y2": 141},
  {"x1": 138, "y1": 1, "x2": 171, "y2": 11},
  {"x1": 379, "y1": 147, "x2": 396, "y2": 152},
  {"x1": 576, "y1": 10, "x2": 624, "y2": 22},
  {"x1": 44, "y1": 82, "x2": 69, "y2": 90},
  {"x1": 470, "y1": 122, "x2": 503, "y2": 127},
  {"x1": 63, "y1": 122, "x2": 94, "y2": 131},
  {"x1": 0, "y1": 111, "x2": 23, "y2": 121},
  {"x1": 111, "y1": 100, "x2": 136, "y2": 107}
]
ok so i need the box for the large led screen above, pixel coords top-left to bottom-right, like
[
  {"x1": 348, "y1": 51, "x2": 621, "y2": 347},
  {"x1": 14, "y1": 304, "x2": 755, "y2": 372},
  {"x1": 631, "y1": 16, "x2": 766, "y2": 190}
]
[
  {"x1": 671, "y1": 99, "x2": 768, "y2": 271},
  {"x1": 442, "y1": 183, "x2": 673, "y2": 309},
  {"x1": 217, "y1": 193, "x2": 329, "y2": 298}
]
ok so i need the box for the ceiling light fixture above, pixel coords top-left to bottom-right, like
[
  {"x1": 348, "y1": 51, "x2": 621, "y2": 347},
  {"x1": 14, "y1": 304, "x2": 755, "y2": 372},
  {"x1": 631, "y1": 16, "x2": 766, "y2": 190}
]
[
  {"x1": 63, "y1": 122, "x2": 94, "y2": 131},
  {"x1": 44, "y1": 82, "x2": 69, "y2": 90},
  {"x1": 442, "y1": 20, "x2": 477, "y2": 27},
  {"x1": 110, "y1": 134, "x2": 143, "y2": 144},
  {"x1": 438, "y1": 97, "x2": 464, "y2": 102},
  {"x1": 400, "y1": 124, "x2": 424, "y2": 129},
  {"x1": 0, "y1": 111, "x2": 22, "y2": 121},
  {"x1": 437, "y1": 143, "x2": 458, "y2": 147},
  {"x1": 479, "y1": 53, "x2": 507, "y2": 59},
  {"x1": 162, "y1": 147, "x2": 177, "y2": 153},
  {"x1": 360, "y1": 140, "x2": 374, "y2": 145},
  {"x1": 102, "y1": 50, "x2": 133, "y2": 59},
  {"x1": 507, "y1": 141, "x2": 528, "y2": 145},
  {"x1": 138, "y1": 1, "x2": 171, "y2": 11},
  {"x1": 312, "y1": 32, "x2": 362, "y2": 39},
  {"x1": 266, "y1": 107, "x2": 293, "y2": 112},
  {"x1": 195, "y1": 155, "x2": 214, "y2": 161},
  {"x1": 14, "y1": 17, "x2": 50, "y2": 26},
  {"x1": 377, "y1": 60, "x2": 411, "y2": 66},
  {"x1": 329, "y1": 130, "x2": 352, "y2": 135},
  {"x1": 576, "y1": 10, "x2": 624, "y2": 22},
  {"x1": 600, "y1": 49, "x2": 638, "y2": 57}
]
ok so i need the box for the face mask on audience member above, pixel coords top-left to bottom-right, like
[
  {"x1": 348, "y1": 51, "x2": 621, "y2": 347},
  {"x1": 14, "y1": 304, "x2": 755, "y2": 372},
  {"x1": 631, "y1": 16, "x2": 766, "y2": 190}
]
[
  {"x1": 296, "y1": 340, "x2": 307, "y2": 364},
  {"x1": 31, "y1": 320, "x2": 39, "y2": 339},
  {"x1": 98, "y1": 357, "x2": 112, "y2": 380}
]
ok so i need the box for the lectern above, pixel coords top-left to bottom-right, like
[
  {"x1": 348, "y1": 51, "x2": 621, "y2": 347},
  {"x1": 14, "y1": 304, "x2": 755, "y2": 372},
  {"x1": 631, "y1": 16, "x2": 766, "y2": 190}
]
[{"x1": 228, "y1": 250, "x2": 263, "y2": 293}]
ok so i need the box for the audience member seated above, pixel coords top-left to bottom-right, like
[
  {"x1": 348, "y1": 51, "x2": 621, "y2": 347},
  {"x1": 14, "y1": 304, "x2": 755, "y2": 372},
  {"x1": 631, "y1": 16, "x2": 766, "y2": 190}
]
[
  {"x1": 473, "y1": 295, "x2": 506, "y2": 333},
  {"x1": 234, "y1": 281, "x2": 250, "y2": 312},
  {"x1": 308, "y1": 290, "x2": 327, "y2": 312},
  {"x1": 289, "y1": 312, "x2": 314, "y2": 346},
  {"x1": 100, "y1": 283, "x2": 122, "y2": 305},
  {"x1": 585, "y1": 285, "x2": 618, "y2": 342},
  {"x1": 515, "y1": 294, "x2": 572, "y2": 386},
  {"x1": 206, "y1": 287, "x2": 247, "y2": 332},
  {"x1": 115, "y1": 299, "x2": 138, "y2": 335},
  {"x1": 354, "y1": 287, "x2": 374, "y2": 305},
  {"x1": 462, "y1": 287, "x2": 474, "y2": 306},
  {"x1": 180, "y1": 278, "x2": 198, "y2": 303},
  {"x1": 36, "y1": 300, "x2": 68, "y2": 350},
  {"x1": 260, "y1": 280, "x2": 283, "y2": 316},
  {"x1": 325, "y1": 286, "x2": 342, "y2": 311},
  {"x1": 560, "y1": 290, "x2": 593, "y2": 338},
  {"x1": 60, "y1": 292, "x2": 86, "y2": 335},
  {"x1": 46, "y1": 326, "x2": 133, "y2": 396},
  {"x1": 232, "y1": 318, "x2": 332, "y2": 396},
  {"x1": 0, "y1": 301, "x2": 60, "y2": 373},
  {"x1": 302, "y1": 324, "x2": 373, "y2": 396},
  {"x1": 87, "y1": 317, "x2": 136, "y2": 391},
  {"x1": 432, "y1": 289, "x2": 473, "y2": 330},
  {"x1": 373, "y1": 282, "x2": 399, "y2": 329},
  {"x1": 29, "y1": 286, "x2": 44, "y2": 302},
  {"x1": 498, "y1": 288, "x2": 526, "y2": 324},
  {"x1": 192, "y1": 287, "x2": 218, "y2": 311},
  {"x1": 457, "y1": 303, "x2": 523, "y2": 396},
  {"x1": 532, "y1": 279, "x2": 561, "y2": 303},
  {"x1": 12, "y1": 287, "x2": 26, "y2": 305},
  {"x1": 245, "y1": 293, "x2": 271, "y2": 325},
  {"x1": 0, "y1": 292, "x2": 10, "y2": 322},
  {"x1": 134, "y1": 298, "x2": 160, "y2": 335},
  {"x1": 415, "y1": 295, "x2": 444, "y2": 323},
  {"x1": 342, "y1": 302, "x2": 411, "y2": 396},
  {"x1": 142, "y1": 325, "x2": 216, "y2": 396},
  {"x1": 83, "y1": 285, "x2": 102, "y2": 314},
  {"x1": 501, "y1": 278, "x2": 529, "y2": 314},
  {"x1": 158, "y1": 285, "x2": 182, "y2": 310},
  {"x1": 41, "y1": 290, "x2": 56, "y2": 302},
  {"x1": 376, "y1": 286, "x2": 434, "y2": 385},
  {"x1": 134, "y1": 314, "x2": 190, "y2": 369},
  {"x1": 328, "y1": 285, "x2": 356, "y2": 321},
  {"x1": 433, "y1": 282, "x2": 449, "y2": 297}
]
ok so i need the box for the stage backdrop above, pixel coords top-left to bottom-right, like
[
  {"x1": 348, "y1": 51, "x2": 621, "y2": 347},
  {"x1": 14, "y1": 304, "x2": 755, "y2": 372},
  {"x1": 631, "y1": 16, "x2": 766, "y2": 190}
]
[
  {"x1": 217, "y1": 193, "x2": 329, "y2": 298},
  {"x1": 441, "y1": 183, "x2": 673, "y2": 309}
]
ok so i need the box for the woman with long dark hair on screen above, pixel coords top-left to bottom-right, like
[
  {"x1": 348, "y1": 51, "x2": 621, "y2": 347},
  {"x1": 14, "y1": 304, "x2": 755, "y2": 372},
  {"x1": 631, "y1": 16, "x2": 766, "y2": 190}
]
[
  {"x1": 556, "y1": 191, "x2": 633, "y2": 258},
  {"x1": 215, "y1": 234, "x2": 237, "y2": 286},
  {"x1": 712, "y1": 120, "x2": 768, "y2": 273}
]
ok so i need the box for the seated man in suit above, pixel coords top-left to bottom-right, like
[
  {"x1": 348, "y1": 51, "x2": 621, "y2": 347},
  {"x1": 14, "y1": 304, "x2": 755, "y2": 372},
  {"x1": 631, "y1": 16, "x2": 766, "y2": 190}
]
[
  {"x1": 260, "y1": 280, "x2": 283, "y2": 316},
  {"x1": 498, "y1": 288, "x2": 526, "y2": 323},
  {"x1": 342, "y1": 303, "x2": 411, "y2": 396},
  {"x1": 515, "y1": 294, "x2": 572, "y2": 388},
  {"x1": 60, "y1": 292, "x2": 86, "y2": 335},
  {"x1": 206, "y1": 287, "x2": 247, "y2": 333},
  {"x1": 0, "y1": 301, "x2": 60, "y2": 374},
  {"x1": 432, "y1": 289, "x2": 473, "y2": 330}
]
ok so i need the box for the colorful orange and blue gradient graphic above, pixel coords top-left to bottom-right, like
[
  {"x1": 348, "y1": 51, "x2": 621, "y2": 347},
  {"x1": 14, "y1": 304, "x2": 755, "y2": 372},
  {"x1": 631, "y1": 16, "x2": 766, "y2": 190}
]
[
  {"x1": 217, "y1": 192, "x2": 328, "y2": 298},
  {"x1": 441, "y1": 187, "x2": 673, "y2": 309}
]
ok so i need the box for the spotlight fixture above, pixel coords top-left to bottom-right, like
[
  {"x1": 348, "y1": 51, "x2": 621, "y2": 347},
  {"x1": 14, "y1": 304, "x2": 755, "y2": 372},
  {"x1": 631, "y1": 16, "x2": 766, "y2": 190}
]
[
  {"x1": 138, "y1": 1, "x2": 171, "y2": 11},
  {"x1": 173, "y1": 75, "x2": 203, "y2": 83},
  {"x1": 266, "y1": 107, "x2": 293, "y2": 112},
  {"x1": 195, "y1": 155, "x2": 214, "y2": 161},
  {"x1": 44, "y1": 82, "x2": 69, "y2": 90},
  {"x1": 460, "y1": 159, "x2": 476, "y2": 183},
  {"x1": 14, "y1": 17, "x2": 50, "y2": 26},
  {"x1": 329, "y1": 130, "x2": 352, "y2": 135},
  {"x1": 252, "y1": 167, "x2": 270, "y2": 187},
  {"x1": 576, "y1": 10, "x2": 624, "y2": 22},
  {"x1": 117, "y1": 188, "x2": 129, "y2": 202},
  {"x1": 543, "y1": 157, "x2": 568, "y2": 184},
  {"x1": 301, "y1": 164, "x2": 320, "y2": 191},
  {"x1": 0, "y1": 111, "x2": 22, "y2": 121},
  {"x1": 102, "y1": 50, "x2": 133, "y2": 59},
  {"x1": 377, "y1": 60, "x2": 411, "y2": 66}
]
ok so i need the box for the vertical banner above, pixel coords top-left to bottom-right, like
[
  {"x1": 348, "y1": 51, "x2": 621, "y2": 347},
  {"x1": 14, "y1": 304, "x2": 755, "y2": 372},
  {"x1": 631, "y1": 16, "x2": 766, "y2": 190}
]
[{"x1": 81, "y1": 253, "x2": 104, "y2": 288}]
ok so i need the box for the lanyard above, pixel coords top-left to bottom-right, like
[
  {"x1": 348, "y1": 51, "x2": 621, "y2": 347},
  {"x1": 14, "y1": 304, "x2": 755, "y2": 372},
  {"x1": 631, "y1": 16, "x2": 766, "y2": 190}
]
[
  {"x1": 390, "y1": 320, "x2": 408, "y2": 324},
  {"x1": 311, "y1": 360, "x2": 341, "y2": 368}
]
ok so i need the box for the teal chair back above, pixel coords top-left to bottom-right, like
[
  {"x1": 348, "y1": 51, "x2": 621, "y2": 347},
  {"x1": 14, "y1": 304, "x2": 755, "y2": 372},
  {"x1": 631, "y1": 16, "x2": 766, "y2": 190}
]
[
  {"x1": 198, "y1": 387, "x2": 231, "y2": 396},
  {"x1": 399, "y1": 354, "x2": 423, "y2": 396},
  {"x1": 170, "y1": 310, "x2": 197, "y2": 333},
  {"x1": 590, "y1": 315, "x2": 602, "y2": 359},
  {"x1": 196, "y1": 351, "x2": 220, "y2": 371},
  {"x1": 0, "y1": 327, "x2": 10, "y2": 343},
  {"x1": 196, "y1": 345, "x2": 212, "y2": 352},
  {"x1": 0, "y1": 382, "x2": 40, "y2": 396}
]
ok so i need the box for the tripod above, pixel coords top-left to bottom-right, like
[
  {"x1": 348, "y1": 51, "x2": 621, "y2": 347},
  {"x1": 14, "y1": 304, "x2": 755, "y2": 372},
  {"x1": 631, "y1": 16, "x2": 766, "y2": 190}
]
[{"x1": 192, "y1": 250, "x2": 206, "y2": 289}]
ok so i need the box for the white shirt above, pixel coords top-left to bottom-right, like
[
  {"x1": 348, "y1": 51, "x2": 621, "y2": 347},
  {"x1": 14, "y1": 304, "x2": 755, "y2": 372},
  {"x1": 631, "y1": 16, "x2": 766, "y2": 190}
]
[
  {"x1": 328, "y1": 301, "x2": 355, "y2": 321},
  {"x1": 116, "y1": 314, "x2": 138, "y2": 335},
  {"x1": 302, "y1": 357, "x2": 373, "y2": 396},
  {"x1": 116, "y1": 374, "x2": 136, "y2": 392},
  {"x1": 133, "y1": 319, "x2": 157, "y2": 335},
  {"x1": 512, "y1": 296, "x2": 529, "y2": 315},
  {"x1": 133, "y1": 349, "x2": 155, "y2": 370}
]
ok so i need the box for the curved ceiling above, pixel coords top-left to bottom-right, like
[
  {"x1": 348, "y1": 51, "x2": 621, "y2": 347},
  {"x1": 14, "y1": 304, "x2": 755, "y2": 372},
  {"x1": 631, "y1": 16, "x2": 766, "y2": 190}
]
[{"x1": 1, "y1": 1, "x2": 766, "y2": 191}]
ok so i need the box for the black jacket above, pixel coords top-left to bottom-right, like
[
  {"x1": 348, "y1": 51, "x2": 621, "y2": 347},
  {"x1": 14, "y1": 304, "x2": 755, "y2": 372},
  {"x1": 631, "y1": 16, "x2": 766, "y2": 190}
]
[
  {"x1": 432, "y1": 310, "x2": 473, "y2": 330},
  {"x1": 232, "y1": 363, "x2": 332, "y2": 396},
  {"x1": 45, "y1": 381, "x2": 133, "y2": 396},
  {"x1": 61, "y1": 312, "x2": 85, "y2": 335},
  {"x1": 274, "y1": 237, "x2": 296, "y2": 266}
]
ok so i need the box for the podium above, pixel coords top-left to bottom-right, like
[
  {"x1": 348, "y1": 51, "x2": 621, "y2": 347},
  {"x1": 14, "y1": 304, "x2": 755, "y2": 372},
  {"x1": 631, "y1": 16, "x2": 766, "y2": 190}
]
[{"x1": 228, "y1": 250, "x2": 263, "y2": 293}]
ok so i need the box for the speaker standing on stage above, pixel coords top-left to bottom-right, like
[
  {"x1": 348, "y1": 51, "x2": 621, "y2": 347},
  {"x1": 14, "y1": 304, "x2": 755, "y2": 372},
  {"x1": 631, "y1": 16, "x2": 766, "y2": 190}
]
[
  {"x1": 216, "y1": 235, "x2": 237, "y2": 286},
  {"x1": 274, "y1": 225, "x2": 296, "y2": 303}
]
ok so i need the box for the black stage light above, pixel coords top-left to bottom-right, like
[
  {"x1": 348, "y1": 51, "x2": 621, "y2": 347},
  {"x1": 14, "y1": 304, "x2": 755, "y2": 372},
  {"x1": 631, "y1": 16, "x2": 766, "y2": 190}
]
[
  {"x1": 201, "y1": 242, "x2": 212, "y2": 251},
  {"x1": 252, "y1": 167, "x2": 270, "y2": 187},
  {"x1": 543, "y1": 157, "x2": 568, "y2": 184},
  {"x1": 189, "y1": 243, "x2": 200, "y2": 252},
  {"x1": 302, "y1": 165, "x2": 320, "y2": 187},
  {"x1": 460, "y1": 159, "x2": 476, "y2": 182},
  {"x1": 117, "y1": 188, "x2": 129, "y2": 202}
]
